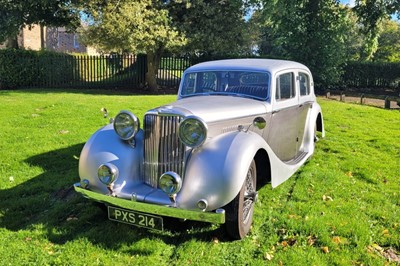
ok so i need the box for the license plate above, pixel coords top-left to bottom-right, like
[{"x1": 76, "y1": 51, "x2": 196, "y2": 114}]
[{"x1": 108, "y1": 206, "x2": 163, "y2": 231}]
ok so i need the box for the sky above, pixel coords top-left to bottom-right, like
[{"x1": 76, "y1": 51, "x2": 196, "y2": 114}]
[{"x1": 341, "y1": 0, "x2": 356, "y2": 7}]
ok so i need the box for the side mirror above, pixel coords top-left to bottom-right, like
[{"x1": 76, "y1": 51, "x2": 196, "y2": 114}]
[{"x1": 253, "y1": 117, "x2": 266, "y2": 130}]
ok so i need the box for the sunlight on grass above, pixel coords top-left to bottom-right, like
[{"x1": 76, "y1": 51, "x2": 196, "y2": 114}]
[{"x1": 0, "y1": 89, "x2": 398, "y2": 265}]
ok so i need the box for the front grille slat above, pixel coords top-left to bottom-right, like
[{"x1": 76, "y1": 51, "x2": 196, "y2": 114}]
[{"x1": 143, "y1": 114, "x2": 185, "y2": 188}]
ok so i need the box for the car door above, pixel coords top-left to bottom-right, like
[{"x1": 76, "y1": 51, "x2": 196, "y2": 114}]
[{"x1": 267, "y1": 71, "x2": 299, "y2": 162}]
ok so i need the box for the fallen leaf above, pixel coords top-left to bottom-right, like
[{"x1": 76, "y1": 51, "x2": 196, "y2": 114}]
[
  {"x1": 281, "y1": 241, "x2": 288, "y2": 247},
  {"x1": 372, "y1": 243, "x2": 384, "y2": 252},
  {"x1": 321, "y1": 246, "x2": 329, "y2": 253},
  {"x1": 101, "y1": 107, "x2": 108, "y2": 118},
  {"x1": 59, "y1": 130, "x2": 69, "y2": 134},
  {"x1": 332, "y1": 236, "x2": 341, "y2": 244},
  {"x1": 346, "y1": 171, "x2": 353, "y2": 177},
  {"x1": 307, "y1": 235, "x2": 317, "y2": 246},
  {"x1": 382, "y1": 248, "x2": 400, "y2": 263},
  {"x1": 323, "y1": 195, "x2": 333, "y2": 201},
  {"x1": 264, "y1": 252, "x2": 273, "y2": 261},
  {"x1": 287, "y1": 237, "x2": 297, "y2": 246}
]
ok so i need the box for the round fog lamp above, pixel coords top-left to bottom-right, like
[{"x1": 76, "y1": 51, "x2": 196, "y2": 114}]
[
  {"x1": 113, "y1": 110, "x2": 140, "y2": 140},
  {"x1": 159, "y1": 172, "x2": 182, "y2": 196},
  {"x1": 178, "y1": 116, "x2": 207, "y2": 148},
  {"x1": 98, "y1": 163, "x2": 118, "y2": 185}
]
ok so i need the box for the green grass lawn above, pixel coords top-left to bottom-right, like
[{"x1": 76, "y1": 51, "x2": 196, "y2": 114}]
[{"x1": 0, "y1": 89, "x2": 399, "y2": 265}]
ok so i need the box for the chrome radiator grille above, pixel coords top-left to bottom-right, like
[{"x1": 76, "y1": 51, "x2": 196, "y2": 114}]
[{"x1": 143, "y1": 114, "x2": 186, "y2": 188}]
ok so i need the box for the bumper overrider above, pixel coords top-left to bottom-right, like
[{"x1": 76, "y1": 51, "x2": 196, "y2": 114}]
[{"x1": 74, "y1": 183, "x2": 226, "y2": 225}]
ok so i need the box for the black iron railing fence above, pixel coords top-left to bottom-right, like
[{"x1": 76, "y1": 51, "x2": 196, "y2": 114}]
[
  {"x1": 0, "y1": 50, "x2": 190, "y2": 90},
  {"x1": 0, "y1": 49, "x2": 399, "y2": 93}
]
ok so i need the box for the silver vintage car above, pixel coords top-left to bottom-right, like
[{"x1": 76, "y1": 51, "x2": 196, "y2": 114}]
[{"x1": 74, "y1": 59, "x2": 324, "y2": 239}]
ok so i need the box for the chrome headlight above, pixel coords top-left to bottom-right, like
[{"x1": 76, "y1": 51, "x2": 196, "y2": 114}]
[
  {"x1": 159, "y1": 172, "x2": 182, "y2": 196},
  {"x1": 98, "y1": 163, "x2": 118, "y2": 185},
  {"x1": 113, "y1": 110, "x2": 140, "y2": 140},
  {"x1": 178, "y1": 116, "x2": 207, "y2": 148}
]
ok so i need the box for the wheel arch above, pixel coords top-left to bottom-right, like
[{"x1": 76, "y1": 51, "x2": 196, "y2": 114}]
[{"x1": 254, "y1": 149, "x2": 271, "y2": 187}]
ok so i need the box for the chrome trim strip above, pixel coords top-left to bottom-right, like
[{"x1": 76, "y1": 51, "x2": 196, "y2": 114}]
[{"x1": 74, "y1": 184, "x2": 225, "y2": 224}]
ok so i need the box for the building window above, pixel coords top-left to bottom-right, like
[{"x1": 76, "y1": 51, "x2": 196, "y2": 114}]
[{"x1": 73, "y1": 34, "x2": 80, "y2": 48}]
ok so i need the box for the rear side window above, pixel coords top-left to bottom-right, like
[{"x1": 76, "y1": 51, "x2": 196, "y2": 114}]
[
  {"x1": 299, "y1": 72, "x2": 310, "y2": 96},
  {"x1": 276, "y1": 72, "x2": 295, "y2": 100}
]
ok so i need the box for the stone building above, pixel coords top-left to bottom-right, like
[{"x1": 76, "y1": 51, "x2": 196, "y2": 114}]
[{"x1": 0, "y1": 24, "x2": 98, "y2": 55}]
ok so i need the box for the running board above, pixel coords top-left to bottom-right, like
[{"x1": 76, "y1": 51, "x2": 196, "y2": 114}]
[{"x1": 285, "y1": 151, "x2": 309, "y2": 165}]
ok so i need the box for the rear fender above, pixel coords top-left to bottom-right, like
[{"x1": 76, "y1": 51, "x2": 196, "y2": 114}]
[{"x1": 300, "y1": 102, "x2": 325, "y2": 153}]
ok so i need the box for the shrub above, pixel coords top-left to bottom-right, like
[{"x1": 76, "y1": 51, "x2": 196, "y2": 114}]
[
  {"x1": 342, "y1": 61, "x2": 400, "y2": 91},
  {"x1": 0, "y1": 49, "x2": 74, "y2": 89}
]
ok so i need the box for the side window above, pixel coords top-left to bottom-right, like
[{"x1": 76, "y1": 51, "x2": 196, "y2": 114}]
[
  {"x1": 299, "y1": 72, "x2": 310, "y2": 96},
  {"x1": 276, "y1": 72, "x2": 295, "y2": 100}
]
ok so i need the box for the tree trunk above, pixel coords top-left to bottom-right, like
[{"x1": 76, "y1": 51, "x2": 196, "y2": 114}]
[
  {"x1": 5, "y1": 36, "x2": 18, "y2": 49},
  {"x1": 40, "y1": 24, "x2": 45, "y2": 49},
  {"x1": 146, "y1": 52, "x2": 158, "y2": 93},
  {"x1": 146, "y1": 46, "x2": 164, "y2": 93}
]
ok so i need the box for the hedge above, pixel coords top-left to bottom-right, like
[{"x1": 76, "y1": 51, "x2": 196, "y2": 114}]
[
  {"x1": 342, "y1": 61, "x2": 400, "y2": 90},
  {"x1": 0, "y1": 49, "x2": 75, "y2": 89}
]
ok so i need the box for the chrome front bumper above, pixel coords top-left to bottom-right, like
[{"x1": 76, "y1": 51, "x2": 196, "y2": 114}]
[{"x1": 74, "y1": 183, "x2": 226, "y2": 224}]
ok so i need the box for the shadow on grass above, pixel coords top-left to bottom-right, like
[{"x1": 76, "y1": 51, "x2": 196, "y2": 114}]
[{"x1": 0, "y1": 144, "x2": 224, "y2": 251}]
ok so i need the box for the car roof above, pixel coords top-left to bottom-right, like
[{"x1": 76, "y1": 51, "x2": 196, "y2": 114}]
[{"x1": 185, "y1": 58, "x2": 310, "y2": 73}]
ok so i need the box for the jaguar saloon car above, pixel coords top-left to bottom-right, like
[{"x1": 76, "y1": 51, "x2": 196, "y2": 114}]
[{"x1": 74, "y1": 59, "x2": 324, "y2": 239}]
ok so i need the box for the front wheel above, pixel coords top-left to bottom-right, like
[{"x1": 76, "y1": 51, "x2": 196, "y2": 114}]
[{"x1": 225, "y1": 160, "x2": 257, "y2": 240}]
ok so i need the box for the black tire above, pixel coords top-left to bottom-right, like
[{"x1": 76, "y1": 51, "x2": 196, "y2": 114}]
[
  {"x1": 314, "y1": 121, "x2": 319, "y2": 142},
  {"x1": 225, "y1": 160, "x2": 257, "y2": 240}
]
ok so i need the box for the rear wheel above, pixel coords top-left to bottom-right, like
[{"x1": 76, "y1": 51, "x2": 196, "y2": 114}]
[
  {"x1": 314, "y1": 121, "x2": 319, "y2": 142},
  {"x1": 225, "y1": 160, "x2": 257, "y2": 240}
]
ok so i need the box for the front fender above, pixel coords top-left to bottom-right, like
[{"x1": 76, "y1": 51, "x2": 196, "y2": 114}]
[
  {"x1": 177, "y1": 131, "x2": 268, "y2": 211},
  {"x1": 78, "y1": 124, "x2": 143, "y2": 194}
]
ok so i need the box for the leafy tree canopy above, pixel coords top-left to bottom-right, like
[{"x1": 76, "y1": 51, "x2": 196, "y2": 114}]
[
  {"x1": 354, "y1": 0, "x2": 400, "y2": 59},
  {"x1": 167, "y1": 0, "x2": 252, "y2": 56},
  {"x1": 373, "y1": 19, "x2": 400, "y2": 62},
  {"x1": 80, "y1": 0, "x2": 185, "y2": 53},
  {"x1": 80, "y1": 0, "x2": 186, "y2": 91},
  {"x1": 252, "y1": 0, "x2": 353, "y2": 88}
]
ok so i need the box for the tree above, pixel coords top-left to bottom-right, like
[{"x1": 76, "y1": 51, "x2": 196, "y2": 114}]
[
  {"x1": 374, "y1": 20, "x2": 400, "y2": 62},
  {"x1": 253, "y1": 0, "x2": 353, "y2": 88},
  {"x1": 354, "y1": 0, "x2": 400, "y2": 60},
  {"x1": 167, "y1": 0, "x2": 252, "y2": 56},
  {"x1": 80, "y1": 0, "x2": 186, "y2": 92},
  {"x1": 0, "y1": 0, "x2": 80, "y2": 48}
]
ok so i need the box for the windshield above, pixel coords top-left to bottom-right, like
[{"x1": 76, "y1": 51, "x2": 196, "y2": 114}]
[{"x1": 180, "y1": 71, "x2": 270, "y2": 100}]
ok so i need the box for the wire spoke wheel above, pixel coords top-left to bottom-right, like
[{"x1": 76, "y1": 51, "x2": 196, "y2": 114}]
[{"x1": 225, "y1": 160, "x2": 257, "y2": 240}]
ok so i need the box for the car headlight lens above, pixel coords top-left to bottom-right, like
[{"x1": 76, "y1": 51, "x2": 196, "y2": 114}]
[
  {"x1": 159, "y1": 172, "x2": 182, "y2": 195},
  {"x1": 178, "y1": 116, "x2": 207, "y2": 148},
  {"x1": 113, "y1": 111, "x2": 140, "y2": 140},
  {"x1": 98, "y1": 163, "x2": 118, "y2": 185}
]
